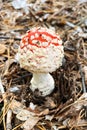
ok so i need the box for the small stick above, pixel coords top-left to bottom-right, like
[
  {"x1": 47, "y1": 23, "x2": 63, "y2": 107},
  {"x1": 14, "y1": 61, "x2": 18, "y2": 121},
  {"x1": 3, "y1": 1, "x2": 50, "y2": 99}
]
[
  {"x1": 79, "y1": 64, "x2": 86, "y2": 93},
  {"x1": 64, "y1": 46, "x2": 76, "y2": 52},
  {"x1": 0, "y1": 77, "x2": 5, "y2": 94},
  {"x1": 0, "y1": 36, "x2": 21, "y2": 41},
  {"x1": 0, "y1": 78, "x2": 12, "y2": 130},
  {"x1": 6, "y1": 109, "x2": 12, "y2": 130},
  {"x1": 66, "y1": 21, "x2": 82, "y2": 33},
  {"x1": 79, "y1": 63, "x2": 87, "y2": 118},
  {"x1": 0, "y1": 77, "x2": 6, "y2": 130}
]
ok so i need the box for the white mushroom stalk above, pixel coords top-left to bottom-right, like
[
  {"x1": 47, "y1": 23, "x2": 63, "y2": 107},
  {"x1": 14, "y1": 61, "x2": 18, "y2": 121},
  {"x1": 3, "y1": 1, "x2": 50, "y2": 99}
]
[
  {"x1": 18, "y1": 27, "x2": 64, "y2": 96},
  {"x1": 31, "y1": 73, "x2": 54, "y2": 96}
]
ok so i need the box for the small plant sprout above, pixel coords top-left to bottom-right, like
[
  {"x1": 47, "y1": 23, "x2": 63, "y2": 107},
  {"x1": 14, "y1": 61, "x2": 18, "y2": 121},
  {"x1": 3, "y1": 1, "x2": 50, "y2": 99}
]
[{"x1": 18, "y1": 27, "x2": 64, "y2": 96}]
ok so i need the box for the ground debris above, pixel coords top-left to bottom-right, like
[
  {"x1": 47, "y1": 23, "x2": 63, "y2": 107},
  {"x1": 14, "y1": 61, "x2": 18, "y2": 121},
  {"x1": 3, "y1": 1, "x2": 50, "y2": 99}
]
[{"x1": 0, "y1": 0, "x2": 87, "y2": 130}]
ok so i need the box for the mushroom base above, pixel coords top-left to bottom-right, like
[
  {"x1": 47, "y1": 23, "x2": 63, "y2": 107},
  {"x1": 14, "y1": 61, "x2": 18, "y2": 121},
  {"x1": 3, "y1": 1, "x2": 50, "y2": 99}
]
[{"x1": 30, "y1": 73, "x2": 54, "y2": 96}]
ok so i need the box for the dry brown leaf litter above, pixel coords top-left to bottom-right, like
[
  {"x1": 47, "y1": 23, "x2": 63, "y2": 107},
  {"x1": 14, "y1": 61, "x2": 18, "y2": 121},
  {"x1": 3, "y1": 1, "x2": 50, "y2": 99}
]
[{"x1": 0, "y1": 0, "x2": 87, "y2": 130}]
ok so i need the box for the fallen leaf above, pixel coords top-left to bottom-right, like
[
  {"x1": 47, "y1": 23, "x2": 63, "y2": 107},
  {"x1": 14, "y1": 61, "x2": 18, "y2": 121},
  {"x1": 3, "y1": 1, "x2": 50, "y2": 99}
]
[
  {"x1": 0, "y1": 44, "x2": 6, "y2": 55},
  {"x1": 16, "y1": 109, "x2": 36, "y2": 121},
  {"x1": 4, "y1": 59, "x2": 16, "y2": 76},
  {"x1": 78, "y1": 0, "x2": 87, "y2": 4},
  {"x1": 45, "y1": 97, "x2": 56, "y2": 109},
  {"x1": 10, "y1": 99, "x2": 25, "y2": 114},
  {"x1": 21, "y1": 116, "x2": 40, "y2": 130},
  {"x1": 11, "y1": 0, "x2": 28, "y2": 9},
  {"x1": 38, "y1": 108, "x2": 49, "y2": 116}
]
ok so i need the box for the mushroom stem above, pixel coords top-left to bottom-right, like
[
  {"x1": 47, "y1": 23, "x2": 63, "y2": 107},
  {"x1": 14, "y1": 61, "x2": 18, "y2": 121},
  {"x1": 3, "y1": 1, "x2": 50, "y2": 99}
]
[{"x1": 30, "y1": 73, "x2": 55, "y2": 96}]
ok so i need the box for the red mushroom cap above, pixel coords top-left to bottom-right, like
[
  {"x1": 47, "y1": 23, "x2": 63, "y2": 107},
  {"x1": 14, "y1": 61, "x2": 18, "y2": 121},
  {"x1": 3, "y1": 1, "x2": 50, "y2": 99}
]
[
  {"x1": 20, "y1": 27, "x2": 62, "y2": 49},
  {"x1": 18, "y1": 27, "x2": 64, "y2": 73}
]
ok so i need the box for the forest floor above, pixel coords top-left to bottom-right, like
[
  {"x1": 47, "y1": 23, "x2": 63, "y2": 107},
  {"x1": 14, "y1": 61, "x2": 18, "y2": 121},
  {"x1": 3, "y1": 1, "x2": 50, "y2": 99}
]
[{"x1": 0, "y1": 0, "x2": 87, "y2": 130}]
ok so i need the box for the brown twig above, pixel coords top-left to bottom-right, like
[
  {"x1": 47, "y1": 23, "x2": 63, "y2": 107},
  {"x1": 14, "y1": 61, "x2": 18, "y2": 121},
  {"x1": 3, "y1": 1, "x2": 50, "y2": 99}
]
[
  {"x1": 79, "y1": 64, "x2": 86, "y2": 93},
  {"x1": 0, "y1": 36, "x2": 21, "y2": 41}
]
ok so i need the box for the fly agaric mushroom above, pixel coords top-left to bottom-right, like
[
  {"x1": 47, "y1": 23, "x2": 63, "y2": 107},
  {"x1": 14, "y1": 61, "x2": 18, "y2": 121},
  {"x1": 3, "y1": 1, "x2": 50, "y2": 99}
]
[{"x1": 18, "y1": 27, "x2": 64, "y2": 96}]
